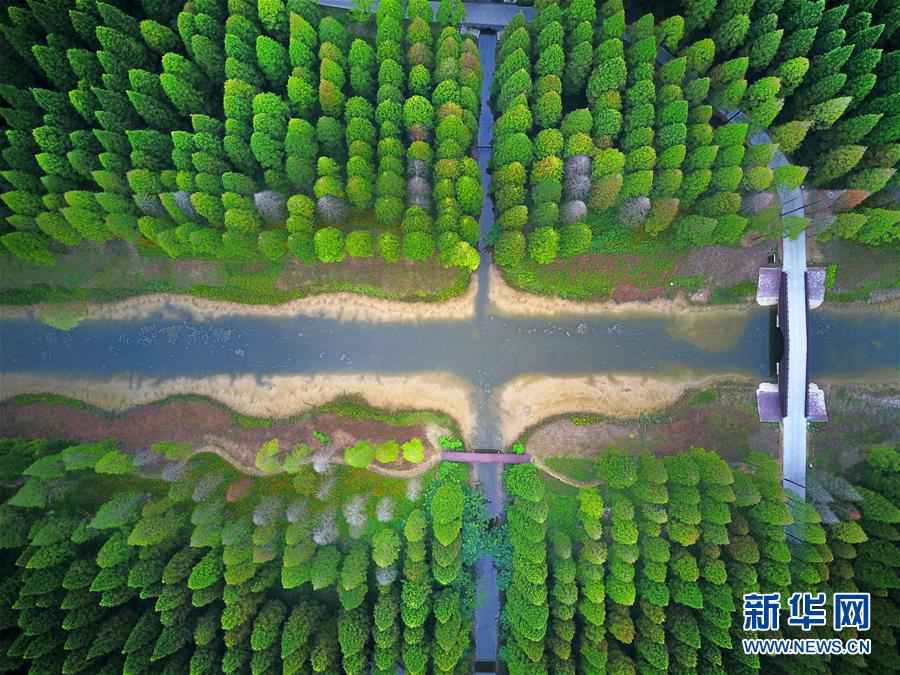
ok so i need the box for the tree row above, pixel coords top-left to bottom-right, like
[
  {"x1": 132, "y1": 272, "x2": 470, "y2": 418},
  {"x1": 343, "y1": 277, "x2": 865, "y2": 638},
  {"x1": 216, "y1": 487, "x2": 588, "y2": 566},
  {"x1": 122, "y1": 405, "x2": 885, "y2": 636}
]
[
  {"x1": 499, "y1": 446, "x2": 900, "y2": 674},
  {"x1": 490, "y1": 0, "x2": 899, "y2": 270},
  {"x1": 0, "y1": 438, "x2": 493, "y2": 675},
  {"x1": 0, "y1": 0, "x2": 483, "y2": 270}
]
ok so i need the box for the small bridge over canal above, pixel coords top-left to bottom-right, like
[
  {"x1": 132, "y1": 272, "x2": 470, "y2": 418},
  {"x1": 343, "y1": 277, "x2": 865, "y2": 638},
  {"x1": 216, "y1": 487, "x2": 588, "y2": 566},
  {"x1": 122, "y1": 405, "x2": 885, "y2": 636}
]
[{"x1": 755, "y1": 243, "x2": 828, "y2": 500}]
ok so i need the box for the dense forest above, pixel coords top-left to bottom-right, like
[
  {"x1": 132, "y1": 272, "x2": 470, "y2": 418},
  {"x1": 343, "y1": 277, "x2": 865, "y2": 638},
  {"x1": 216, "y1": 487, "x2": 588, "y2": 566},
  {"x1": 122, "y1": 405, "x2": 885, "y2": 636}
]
[
  {"x1": 0, "y1": 436, "x2": 897, "y2": 674},
  {"x1": 489, "y1": 0, "x2": 900, "y2": 269},
  {"x1": 0, "y1": 438, "x2": 503, "y2": 674},
  {"x1": 499, "y1": 449, "x2": 900, "y2": 675},
  {"x1": 0, "y1": 0, "x2": 482, "y2": 271}
]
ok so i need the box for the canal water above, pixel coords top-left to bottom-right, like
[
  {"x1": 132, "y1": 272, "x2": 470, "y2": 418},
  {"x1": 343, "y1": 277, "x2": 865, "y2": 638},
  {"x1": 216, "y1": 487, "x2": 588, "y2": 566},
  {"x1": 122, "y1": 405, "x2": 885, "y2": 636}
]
[{"x1": 1, "y1": 308, "x2": 897, "y2": 382}]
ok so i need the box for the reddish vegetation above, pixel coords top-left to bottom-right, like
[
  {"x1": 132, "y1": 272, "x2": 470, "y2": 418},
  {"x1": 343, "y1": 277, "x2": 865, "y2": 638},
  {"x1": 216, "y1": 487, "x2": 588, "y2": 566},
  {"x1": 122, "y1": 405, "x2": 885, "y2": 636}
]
[
  {"x1": 680, "y1": 241, "x2": 773, "y2": 290},
  {"x1": 0, "y1": 399, "x2": 430, "y2": 468},
  {"x1": 527, "y1": 385, "x2": 779, "y2": 463},
  {"x1": 647, "y1": 408, "x2": 761, "y2": 459},
  {"x1": 611, "y1": 284, "x2": 665, "y2": 302},
  {"x1": 226, "y1": 478, "x2": 254, "y2": 502},
  {"x1": 833, "y1": 189, "x2": 870, "y2": 211}
]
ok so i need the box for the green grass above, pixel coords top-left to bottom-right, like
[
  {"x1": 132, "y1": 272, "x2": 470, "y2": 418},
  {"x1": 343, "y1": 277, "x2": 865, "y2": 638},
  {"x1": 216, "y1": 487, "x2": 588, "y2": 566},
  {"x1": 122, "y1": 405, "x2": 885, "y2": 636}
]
[
  {"x1": 587, "y1": 213, "x2": 674, "y2": 255},
  {"x1": 497, "y1": 214, "x2": 684, "y2": 300},
  {"x1": 35, "y1": 304, "x2": 88, "y2": 330},
  {"x1": 827, "y1": 276, "x2": 900, "y2": 302},
  {"x1": 2, "y1": 392, "x2": 457, "y2": 438},
  {"x1": 3, "y1": 393, "x2": 100, "y2": 411},
  {"x1": 689, "y1": 389, "x2": 718, "y2": 405},
  {"x1": 819, "y1": 240, "x2": 900, "y2": 302},
  {"x1": 710, "y1": 281, "x2": 756, "y2": 304},
  {"x1": 669, "y1": 275, "x2": 707, "y2": 293},
  {"x1": 230, "y1": 412, "x2": 274, "y2": 430},
  {"x1": 0, "y1": 244, "x2": 470, "y2": 307},
  {"x1": 543, "y1": 456, "x2": 596, "y2": 483},
  {"x1": 319, "y1": 396, "x2": 461, "y2": 437},
  {"x1": 569, "y1": 414, "x2": 605, "y2": 426},
  {"x1": 501, "y1": 248, "x2": 679, "y2": 301}
]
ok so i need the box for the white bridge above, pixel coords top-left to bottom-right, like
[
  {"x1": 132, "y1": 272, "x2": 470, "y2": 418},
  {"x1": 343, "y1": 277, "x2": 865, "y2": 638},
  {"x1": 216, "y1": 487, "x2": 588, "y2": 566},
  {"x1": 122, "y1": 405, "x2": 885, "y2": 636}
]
[{"x1": 756, "y1": 235, "x2": 828, "y2": 501}]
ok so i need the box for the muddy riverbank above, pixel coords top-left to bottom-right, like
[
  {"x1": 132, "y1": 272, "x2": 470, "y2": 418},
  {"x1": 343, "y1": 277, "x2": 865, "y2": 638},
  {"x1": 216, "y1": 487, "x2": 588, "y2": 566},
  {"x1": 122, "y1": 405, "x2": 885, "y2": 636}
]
[
  {"x1": 493, "y1": 373, "x2": 757, "y2": 447},
  {"x1": 487, "y1": 266, "x2": 758, "y2": 318},
  {"x1": 0, "y1": 372, "x2": 475, "y2": 441},
  {"x1": 0, "y1": 273, "x2": 479, "y2": 325}
]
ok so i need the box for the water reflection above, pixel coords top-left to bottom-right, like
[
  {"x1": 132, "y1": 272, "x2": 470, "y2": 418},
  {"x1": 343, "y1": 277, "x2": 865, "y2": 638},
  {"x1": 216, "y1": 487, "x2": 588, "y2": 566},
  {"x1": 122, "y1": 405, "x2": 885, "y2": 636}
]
[
  {"x1": 808, "y1": 310, "x2": 900, "y2": 381},
  {"x1": 1, "y1": 307, "x2": 896, "y2": 386}
]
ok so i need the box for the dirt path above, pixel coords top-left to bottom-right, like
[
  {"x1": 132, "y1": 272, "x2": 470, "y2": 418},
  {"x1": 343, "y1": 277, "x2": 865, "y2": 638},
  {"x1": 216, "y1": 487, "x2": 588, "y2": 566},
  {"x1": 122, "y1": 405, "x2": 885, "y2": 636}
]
[
  {"x1": 0, "y1": 396, "x2": 447, "y2": 478},
  {"x1": 532, "y1": 457, "x2": 600, "y2": 489}
]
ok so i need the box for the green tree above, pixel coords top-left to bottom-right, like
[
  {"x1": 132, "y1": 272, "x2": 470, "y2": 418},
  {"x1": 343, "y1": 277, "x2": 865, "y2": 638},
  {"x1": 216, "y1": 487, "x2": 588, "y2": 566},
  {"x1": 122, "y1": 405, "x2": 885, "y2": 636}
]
[
  {"x1": 344, "y1": 441, "x2": 376, "y2": 468},
  {"x1": 494, "y1": 230, "x2": 526, "y2": 268},
  {"x1": 314, "y1": 227, "x2": 346, "y2": 263},
  {"x1": 402, "y1": 438, "x2": 426, "y2": 464},
  {"x1": 527, "y1": 226, "x2": 559, "y2": 264},
  {"x1": 810, "y1": 145, "x2": 867, "y2": 186},
  {"x1": 1, "y1": 232, "x2": 56, "y2": 266},
  {"x1": 402, "y1": 231, "x2": 434, "y2": 262}
]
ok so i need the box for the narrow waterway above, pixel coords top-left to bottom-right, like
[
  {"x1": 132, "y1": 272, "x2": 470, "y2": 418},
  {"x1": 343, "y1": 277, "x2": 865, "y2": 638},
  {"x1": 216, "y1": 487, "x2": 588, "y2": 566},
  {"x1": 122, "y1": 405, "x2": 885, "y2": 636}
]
[{"x1": 1, "y1": 308, "x2": 896, "y2": 382}]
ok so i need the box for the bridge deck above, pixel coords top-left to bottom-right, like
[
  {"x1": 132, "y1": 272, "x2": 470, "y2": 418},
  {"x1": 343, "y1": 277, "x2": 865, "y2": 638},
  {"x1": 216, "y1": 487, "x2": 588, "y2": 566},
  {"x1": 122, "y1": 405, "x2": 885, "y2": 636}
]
[
  {"x1": 782, "y1": 231, "x2": 809, "y2": 500},
  {"x1": 441, "y1": 451, "x2": 531, "y2": 464}
]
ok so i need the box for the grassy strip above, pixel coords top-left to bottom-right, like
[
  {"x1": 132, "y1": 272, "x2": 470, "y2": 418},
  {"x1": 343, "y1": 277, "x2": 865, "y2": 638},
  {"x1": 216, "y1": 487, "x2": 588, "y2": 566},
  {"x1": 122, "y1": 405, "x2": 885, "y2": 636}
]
[
  {"x1": 0, "y1": 272, "x2": 471, "y2": 307},
  {"x1": 542, "y1": 456, "x2": 596, "y2": 482},
  {"x1": 499, "y1": 250, "x2": 680, "y2": 301},
  {"x1": 4, "y1": 393, "x2": 104, "y2": 413},
  {"x1": 0, "y1": 245, "x2": 472, "y2": 307},
  {"x1": 318, "y1": 396, "x2": 461, "y2": 436},
  {"x1": 494, "y1": 216, "x2": 683, "y2": 300},
  {"x1": 826, "y1": 277, "x2": 900, "y2": 303},
  {"x1": 2, "y1": 391, "x2": 458, "y2": 435},
  {"x1": 710, "y1": 281, "x2": 756, "y2": 304}
]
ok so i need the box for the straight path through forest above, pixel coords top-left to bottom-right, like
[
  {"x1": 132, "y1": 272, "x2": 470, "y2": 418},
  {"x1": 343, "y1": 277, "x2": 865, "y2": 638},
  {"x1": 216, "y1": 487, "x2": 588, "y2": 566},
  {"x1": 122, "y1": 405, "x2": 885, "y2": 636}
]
[
  {"x1": 317, "y1": 0, "x2": 534, "y2": 27},
  {"x1": 748, "y1": 123, "x2": 811, "y2": 500},
  {"x1": 472, "y1": 31, "x2": 502, "y2": 669}
]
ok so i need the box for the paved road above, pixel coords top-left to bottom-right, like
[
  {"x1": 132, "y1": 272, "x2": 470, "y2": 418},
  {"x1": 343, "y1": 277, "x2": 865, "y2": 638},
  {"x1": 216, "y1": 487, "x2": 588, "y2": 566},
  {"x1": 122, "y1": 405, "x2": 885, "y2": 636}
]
[
  {"x1": 474, "y1": 461, "x2": 504, "y2": 664},
  {"x1": 752, "y1": 127, "x2": 809, "y2": 500},
  {"x1": 474, "y1": 555, "x2": 500, "y2": 663},
  {"x1": 780, "y1": 205, "x2": 809, "y2": 500},
  {"x1": 472, "y1": 30, "x2": 503, "y2": 668},
  {"x1": 727, "y1": 120, "x2": 810, "y2": 500},
  {"x1": 317, "y1": 0, "x2": 534, "y2": 27}
]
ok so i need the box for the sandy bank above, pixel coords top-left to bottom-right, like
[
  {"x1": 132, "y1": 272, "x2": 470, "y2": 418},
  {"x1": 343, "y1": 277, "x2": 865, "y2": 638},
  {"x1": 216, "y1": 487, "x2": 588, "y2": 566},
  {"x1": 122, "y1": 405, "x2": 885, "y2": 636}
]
[
  {"x1": 494, "y1": 372, "x2": 751, "y2": 446},
  {"x1": 0, "y1": 275, "x2": 477, "y2": 325},
  {"x1": 487, "y1": 266, "x2": 755, "y2": 318},
  {"x1": 0, "y1": 371, "x2": 476, "y2": 441}
]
